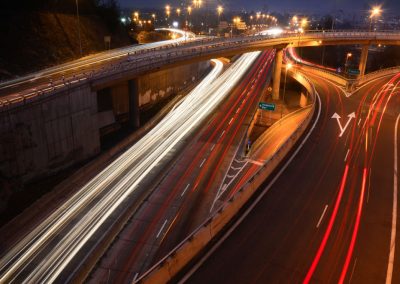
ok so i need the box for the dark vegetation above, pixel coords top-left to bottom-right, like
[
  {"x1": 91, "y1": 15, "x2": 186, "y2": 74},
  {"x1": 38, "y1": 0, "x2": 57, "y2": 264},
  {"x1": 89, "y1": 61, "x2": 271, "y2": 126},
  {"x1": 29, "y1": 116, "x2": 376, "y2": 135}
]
[{"x1": 0, "y1": 0, "x2": 132, "y2": 80}]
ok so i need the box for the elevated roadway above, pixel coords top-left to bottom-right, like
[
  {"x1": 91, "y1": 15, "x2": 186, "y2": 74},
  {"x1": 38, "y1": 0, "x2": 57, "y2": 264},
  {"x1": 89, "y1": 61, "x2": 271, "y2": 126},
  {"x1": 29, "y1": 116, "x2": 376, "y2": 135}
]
[{"x1": 2, "y1": 31, "x2": 400, "y2": 110}]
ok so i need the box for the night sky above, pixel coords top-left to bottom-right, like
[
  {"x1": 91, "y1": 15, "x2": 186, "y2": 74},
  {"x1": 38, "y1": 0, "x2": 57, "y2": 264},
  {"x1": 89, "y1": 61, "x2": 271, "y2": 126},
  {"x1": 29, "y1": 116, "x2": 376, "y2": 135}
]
[{"x1": 121, "y1": 0, "x2": 400, "y2": 13}]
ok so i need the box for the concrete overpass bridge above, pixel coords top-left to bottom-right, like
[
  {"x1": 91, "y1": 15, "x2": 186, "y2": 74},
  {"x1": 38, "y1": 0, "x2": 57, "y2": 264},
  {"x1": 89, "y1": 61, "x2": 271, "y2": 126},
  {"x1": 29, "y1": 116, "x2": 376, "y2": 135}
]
[
  {"x1": 1, "y1": 30, "x2": 400, "y2": 181},
  {"x1": 2, "y1": 30, "x2": 400, "y2": 107}
]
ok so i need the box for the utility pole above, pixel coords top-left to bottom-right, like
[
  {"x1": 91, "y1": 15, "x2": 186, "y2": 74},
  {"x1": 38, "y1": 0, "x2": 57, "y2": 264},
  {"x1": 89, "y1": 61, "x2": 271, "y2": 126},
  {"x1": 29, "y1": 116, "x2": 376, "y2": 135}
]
[{"x1": 76, "y1": 0, "x2": 83, "y2": 57}]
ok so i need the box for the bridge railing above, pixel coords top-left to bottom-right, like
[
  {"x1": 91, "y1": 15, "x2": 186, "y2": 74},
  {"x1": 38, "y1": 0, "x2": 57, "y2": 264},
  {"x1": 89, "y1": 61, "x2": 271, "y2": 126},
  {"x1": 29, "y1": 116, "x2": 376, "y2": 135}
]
[{"x1": 3, "y1": 30, "x2": 400, "y2": 111}]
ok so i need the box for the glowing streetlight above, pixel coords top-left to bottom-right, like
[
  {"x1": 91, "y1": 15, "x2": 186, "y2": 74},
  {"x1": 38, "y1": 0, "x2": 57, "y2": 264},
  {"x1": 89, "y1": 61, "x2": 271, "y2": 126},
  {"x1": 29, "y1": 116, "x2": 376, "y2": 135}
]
[
  {"x1": 345, "y1": 53, "x2": 352, "y2": 73},
  {"x1": 369, "y1": 5, "x2": 382, "y2": 31},
  {"x1": 165, "y1": 5, "x2": 171, "y2": 18},
  {"x1": 217, "y1": 5, "x2": 223, "y2": 27},
  {"x1": 217, "y1": 5, "x2": 223, "y2": 17},
  {"x1": 193, "y1": 0, "x2": 202, "y2": 8},
  {"x1": 176, "y1": 8, "x2": 181, "y2": 16},
  {"x1": 301, "y1": 18, "x2": 308, "y2": 29},
  {"x1": 187, "y1": 6, "x2": 192, "y2": 15}
]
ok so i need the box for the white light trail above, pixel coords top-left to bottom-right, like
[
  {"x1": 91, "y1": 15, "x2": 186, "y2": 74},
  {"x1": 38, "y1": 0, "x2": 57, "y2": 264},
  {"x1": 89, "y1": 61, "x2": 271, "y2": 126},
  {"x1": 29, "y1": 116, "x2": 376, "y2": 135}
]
[{"x1": 0, "y1": 51, "x2": 260, "y2": 283}]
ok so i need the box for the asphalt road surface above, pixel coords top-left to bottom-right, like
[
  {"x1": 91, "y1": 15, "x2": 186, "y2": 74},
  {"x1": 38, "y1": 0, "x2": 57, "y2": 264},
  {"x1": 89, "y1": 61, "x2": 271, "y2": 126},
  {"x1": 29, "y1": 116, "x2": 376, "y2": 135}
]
[{"x1": 181, "y1": 71, "x2": 400, "y2": 283}]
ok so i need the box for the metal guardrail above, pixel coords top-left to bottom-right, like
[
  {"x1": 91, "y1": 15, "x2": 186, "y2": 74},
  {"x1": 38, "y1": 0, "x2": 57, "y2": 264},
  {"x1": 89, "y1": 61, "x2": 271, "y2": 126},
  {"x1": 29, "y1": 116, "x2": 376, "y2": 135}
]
[
  {"x1": 135, "y1": 69, "x2": 318, "y2": 284},
  {"x1": 2, "y1": 30, "x2": 400, "y2": 111}
]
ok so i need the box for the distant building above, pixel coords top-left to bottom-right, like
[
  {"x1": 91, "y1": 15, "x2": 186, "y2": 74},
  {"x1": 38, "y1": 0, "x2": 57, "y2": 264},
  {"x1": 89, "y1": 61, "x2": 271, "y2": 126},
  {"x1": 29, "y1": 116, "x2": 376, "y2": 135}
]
[
  {"x1": 234, "y1": 20, "x2": 247, "y2": 30},
  {"x1": 218, "y1": 21, "x2": 229, "y2": 30}
]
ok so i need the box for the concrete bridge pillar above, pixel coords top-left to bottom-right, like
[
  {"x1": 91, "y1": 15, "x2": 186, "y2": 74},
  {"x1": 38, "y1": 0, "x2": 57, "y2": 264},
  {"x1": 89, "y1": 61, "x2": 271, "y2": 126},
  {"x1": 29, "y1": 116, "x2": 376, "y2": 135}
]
[
  {"x1": 128, "y1": 79, "x2": 140, "y2": 128},
  {"x1": 272, "y1": 48, "x2": 284, "y2": 100},
  {"x1": 359, "y1": 45, "x2": 369, "y2": 77}
]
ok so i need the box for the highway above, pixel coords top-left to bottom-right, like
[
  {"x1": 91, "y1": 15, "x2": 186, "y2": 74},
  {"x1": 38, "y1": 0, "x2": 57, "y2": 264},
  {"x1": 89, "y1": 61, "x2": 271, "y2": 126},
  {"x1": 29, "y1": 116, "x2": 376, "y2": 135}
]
[
  {"x1": 0, "y1": 30, "x2": 196, "y2": 98},
  {"x1": 89, "y1": 50, "x2": 276, "y2": 283},
  {"x1": 3, "y1": 30, "x2": 400, "y2": 109},
  {"x1": 0, "y1": 47, "x2": 265, "y2": 282},
  {"x1": 181, "y1": 68, "x2": 400, "y2": 283}
]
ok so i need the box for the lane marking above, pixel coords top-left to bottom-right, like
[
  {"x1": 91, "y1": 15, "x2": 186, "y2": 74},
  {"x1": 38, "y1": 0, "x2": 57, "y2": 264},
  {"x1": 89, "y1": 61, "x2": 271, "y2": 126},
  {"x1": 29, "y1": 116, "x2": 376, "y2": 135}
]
[
  {"x1": 386, "y1": 114, "x2": 399, "y2": 284},
  {"x1": 228, "y1": 118, "x2": 233, "y2": 125},
  {"x1": 156, "y1": 219, "x2": 168, "y2": 239},
  {"x1": 349, "y1": 258, "x2": 358, "y2": 284},
  {"x1": 220, "y1": 130, "x2": 225, "y2": 138},
  {"x1": 344, "y1": 149, "x2": 350, "y2": 162},
  {"x1": 199, "y1": 158, "x2": 206, "y2": 168},
  {"x1": 133, "y1": 272, "x2": 139, "y2": 282},
  {"x1": 332, "y1": 112, "x2": 356, "y2": 137},
  {"x1": 316, "y1": 205, "x2": 329, "y2": 228},
  {"x1": 236, "y1": 108, "x2": 240, "y2": 113},
  {"x1": 210, "y1": 144, "x2": 216, "y2": 151},
  {"x1": 185, "y1": 91, "x2": 322, "y2": 282},
  {"x1": 358, "y1": 118, "x2": 362, "y2": 126},
  {"x1": 181, "y1": 184, "x2": 190, "y2": 197}
]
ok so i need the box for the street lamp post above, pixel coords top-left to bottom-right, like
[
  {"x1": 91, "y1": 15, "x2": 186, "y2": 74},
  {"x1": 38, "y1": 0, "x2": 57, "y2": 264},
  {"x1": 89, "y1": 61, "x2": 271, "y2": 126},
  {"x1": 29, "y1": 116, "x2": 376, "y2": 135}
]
[
  {"x1": 281, "y1": 63, "x2": 293, "y2": 118},
  {"x1": 345, "y1": 52, "x2": 352, "y2": 73},
  {"x1": 75, "y1": 0, "x2": 82, "y2": 57},
  {"x1": 217, "y1": 6, "x2": 223, "y2": 32},
  {"x1": 369, "y1": 6, "x2": 382, "y2": 31}
]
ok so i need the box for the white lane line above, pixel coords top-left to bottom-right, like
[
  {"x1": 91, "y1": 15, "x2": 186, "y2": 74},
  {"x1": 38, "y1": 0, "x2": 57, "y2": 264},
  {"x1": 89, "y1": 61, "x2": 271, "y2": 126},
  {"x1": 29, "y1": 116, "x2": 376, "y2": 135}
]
[
  {"x1": 182, "y1": 91, "x2": 323, "y2": 282},
  {"x1": 316, "y1": 205, "x2": 329, "y2": 228},
  {"x1": 156, "y1": 219, "x2": 168, "y2": 239},
  {"x1": 349, "y1": 257, "x2": 358, "y2": 284},
  {"x1": 210, "y1": 144, "x2": 216, "y2": 151},
  {"x1": 181, "y1": 184, "x2": 190, "y2": 197},
  {"x1": 344, "y1": 149, "x2": 350, "y2": 162},
  {"x1": 358, "y1": 118, "x2": 362, "y2": 126},
  {"x1": 133, "y1": 272, "x2": 139, "y2": 282},
  {"x1": 228, "y1": 118, "x2": 234, "y2": 125},
  {"x1": 386, "y1": 114, "x2": 399, "y2": 284},
  {"x1": 220, "y1": 130, "x2": 225, "y2": 138},
  {"x1": 236, "y1": 108, "x2": 240, "y2": 113},
  {"x1": 199, "y1": 158, "x2": 206, "y2": 168}
]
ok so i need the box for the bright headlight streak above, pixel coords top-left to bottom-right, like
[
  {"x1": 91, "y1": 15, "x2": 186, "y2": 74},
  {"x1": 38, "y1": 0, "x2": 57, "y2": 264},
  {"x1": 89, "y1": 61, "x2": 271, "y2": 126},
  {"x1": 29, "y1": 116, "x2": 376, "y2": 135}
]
[{"x1": 2, "y1": 52, "x2": 260, "y2": 283}]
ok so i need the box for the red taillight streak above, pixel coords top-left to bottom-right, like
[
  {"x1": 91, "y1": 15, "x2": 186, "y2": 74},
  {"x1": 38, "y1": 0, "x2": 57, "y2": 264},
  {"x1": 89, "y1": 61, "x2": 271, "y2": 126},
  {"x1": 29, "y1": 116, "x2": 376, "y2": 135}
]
[
  {"x1": 115, "y1": 53, "x2": 271, "y2": 282},
  {"x1": 303, "y1": 165, "x2": 349, "y2": 284},
  {"x1": 338, "y1": 167, "x2": 368, "y2": 283}
]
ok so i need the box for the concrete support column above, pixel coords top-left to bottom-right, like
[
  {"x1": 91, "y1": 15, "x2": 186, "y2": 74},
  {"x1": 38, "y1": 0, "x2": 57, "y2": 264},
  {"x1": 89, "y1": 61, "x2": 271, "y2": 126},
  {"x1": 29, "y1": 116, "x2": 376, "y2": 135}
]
[
  {"x1": 272, "y1": 48, "x2": 284, "y2": 100},
  {"x1": 359, "y1": 45, "x2": 369, "y2": 77},
  {"x1": 128, "y1": 79, "x2": 140, "y2": 128}
]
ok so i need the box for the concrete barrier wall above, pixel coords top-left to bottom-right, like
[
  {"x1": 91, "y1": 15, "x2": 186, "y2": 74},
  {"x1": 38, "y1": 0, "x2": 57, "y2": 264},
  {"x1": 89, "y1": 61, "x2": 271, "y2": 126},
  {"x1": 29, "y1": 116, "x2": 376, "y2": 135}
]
[
  {"x1": 136, "y1": 71, "x2": 317, "y2": 284},
  {"x1": 297, "y1": 65, "x2": 347, "y2": 87},
  {"x1": 357, "y1": 66, "x2": 400, "y2": 86},
  {"x1": 0, "y1": 61, "x2": 210, "y2": 182}
]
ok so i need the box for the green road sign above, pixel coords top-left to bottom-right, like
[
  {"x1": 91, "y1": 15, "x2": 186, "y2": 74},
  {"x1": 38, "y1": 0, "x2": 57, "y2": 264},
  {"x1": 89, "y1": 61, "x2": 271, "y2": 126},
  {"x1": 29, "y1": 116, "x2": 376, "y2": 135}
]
[
  {"x1": 259, "y1": 102, "x2": 275, "y2": 111},
  {"x1": 348, "y1": 69, "x2": 360, "y2": 75}
]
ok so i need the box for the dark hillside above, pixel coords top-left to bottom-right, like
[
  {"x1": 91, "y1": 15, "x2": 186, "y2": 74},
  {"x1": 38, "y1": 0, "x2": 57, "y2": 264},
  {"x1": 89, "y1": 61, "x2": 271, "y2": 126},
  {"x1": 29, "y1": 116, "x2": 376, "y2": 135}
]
[{"x1": 0, "y1": 1, "x2": 132, "y2": 80}]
